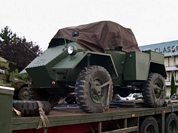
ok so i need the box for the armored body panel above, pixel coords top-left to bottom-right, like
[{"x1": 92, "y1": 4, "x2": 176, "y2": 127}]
[{"x1": 25, "y1": 21, "x2": 167, "y2": 113}]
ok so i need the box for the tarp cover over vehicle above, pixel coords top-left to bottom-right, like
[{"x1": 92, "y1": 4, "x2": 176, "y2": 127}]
[{"x1": 48, "y1": 21, "x2": 140, "y2": 52}]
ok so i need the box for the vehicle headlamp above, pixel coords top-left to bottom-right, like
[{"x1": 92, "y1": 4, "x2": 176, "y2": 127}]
[{"x1": 67, "y1": 46, "x2": 78, "y2": 55}]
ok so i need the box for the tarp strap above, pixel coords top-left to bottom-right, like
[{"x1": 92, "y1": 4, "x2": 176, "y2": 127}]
[
  {"x1": 167, "y1": 100, "x2": 174, "y2": 112},
  {"x1": 36, "y1": 101, "x2": 50, "y2": 133},
  {"x1": 171, "y1": 104, "x2": 174, "y2": 112}
]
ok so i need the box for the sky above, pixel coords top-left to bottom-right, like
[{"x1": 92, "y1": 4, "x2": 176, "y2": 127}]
[{"x1": 0, "y1": 0, "x2": 177, "y2": 50}]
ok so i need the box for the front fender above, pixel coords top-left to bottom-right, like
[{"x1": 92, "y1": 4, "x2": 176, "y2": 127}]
[
  {"x1": 52, "y1": 51, "x2": 88, "y2": 70},
  {"x1": 52, "y1": 51, "x2": 118, "y2": 78}
]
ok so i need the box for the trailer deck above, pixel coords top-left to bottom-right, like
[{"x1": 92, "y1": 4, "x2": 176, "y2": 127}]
[
  {"x1": 2, "y1": 86, "x2": 178, "y2": 133},
  {"x1": 12, "y1": 101, "x2": 178, "y2": 133}
]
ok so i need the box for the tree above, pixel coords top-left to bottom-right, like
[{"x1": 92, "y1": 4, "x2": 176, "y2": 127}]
[
  {"x1": 0, "y1": 26, "x2": 41, "y2": 72},
  {"x1": 170, "y1": 71, "x2": 177, "y2": 97}
]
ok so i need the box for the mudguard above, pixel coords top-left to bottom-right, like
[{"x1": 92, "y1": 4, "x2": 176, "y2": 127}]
[{"x1": 52, "y1": 51, "x2": 118, "y2": 77}]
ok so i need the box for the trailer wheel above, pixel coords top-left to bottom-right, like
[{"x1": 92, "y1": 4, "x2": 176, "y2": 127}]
[
  {"x1": 75, "y1": 65, "x2": 113, "y2": 113},
  {"x1": 18, "y1": 87, "x2": 29, "y2": 100},
  {"x1": 13, "y1": 100, "x2": 51, "y2": 116},
  {"x1": 140, "y1": 116, "x2": 159, "y2": 133},
  {"x1": 142, "y1": 73, "x2": 166, "y2": 107},
  {"x1": 165, "y1": 113, "x2": 178, "y2": 133}
]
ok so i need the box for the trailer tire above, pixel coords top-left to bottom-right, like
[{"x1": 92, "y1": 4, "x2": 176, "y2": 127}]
[
  {"x1": 165, "y1": 113, "x2": 178, "y2": 133},
  {"x1": 140, "y1": 116, "x2": 159, "y2": 133},
  {"x1": 142, "y1": 73, "x2": 166, "y2": 107},
  {"x1": 75, "y1": 65, "x2": 113, "y2": 113},
  {"x1": 13, "y1": 100, "x2": 51, "y2": 116}
]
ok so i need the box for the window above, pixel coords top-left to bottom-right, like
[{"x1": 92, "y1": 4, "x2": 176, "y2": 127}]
[
  {"x1": 176, "y1": 71, "x2": 178, "y2": 81},
  {"x1": 164, "y1": 57, "x2": 168, "y2": 67},
  {"x1": 168, "y1": 57, "x2": 170, "y2": 67},
  {"x1": 175, "y1": 56, "x2": 178, "y2": 66},
  {"x1": 169, "y1": 56, "x2": 175, "y2": 66},
  {"x1": 166, "y1": 72, "x2": 170, "y2": 82}
]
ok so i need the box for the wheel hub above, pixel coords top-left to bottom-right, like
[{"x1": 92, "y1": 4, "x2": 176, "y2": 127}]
[
  {"x1": 21, "y1": 90, "x2": 29, "y2": 100},
  {"x1": 90, "y1": 78, "x2": 105, "y2": 103},
  {"x1": 153, "y1": 83, "x2": 163, "y2": 99}
]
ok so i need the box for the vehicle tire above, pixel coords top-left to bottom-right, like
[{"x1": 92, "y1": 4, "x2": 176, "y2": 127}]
[
  {"x1": 75, "y1": 65, "x2": 113, "y2": 113},
  {"x1": 165, "y1": 113, "x2": 178, "y2": 133},
  {"x1": 29, "y1": 88, "x2": 60, "y2": 108},
  {"x1": 28, "y1": 87, "x2": 35, "y2": 100},
  {"x1": 142, "y1": 73, "x2": 166, "y2": 107},
  {"x1": 140, "y1": 116, "x2": 159, "y2": 133},
  {"x1": 13, "y1": 100, "x2": 51, "y2": 116},
  {"x1": 18, "y1": 87, "x2": 29, "y2": 100}
]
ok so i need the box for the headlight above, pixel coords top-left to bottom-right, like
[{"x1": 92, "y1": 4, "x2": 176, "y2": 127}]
[{"x1": 67, "y1": 46, "x2": 78, "y2": 55}]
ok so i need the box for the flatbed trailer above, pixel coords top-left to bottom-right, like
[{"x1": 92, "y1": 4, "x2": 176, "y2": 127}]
[{"x1": 1, "y1": 87, "x2": 178, "y2": 133}]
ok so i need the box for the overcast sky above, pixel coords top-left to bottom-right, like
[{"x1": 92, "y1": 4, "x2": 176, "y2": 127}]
[{"x1": 0, "y1": 0, "x2": 177, "y2": 50}]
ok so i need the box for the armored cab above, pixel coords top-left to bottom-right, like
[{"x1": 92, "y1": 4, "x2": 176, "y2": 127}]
[{"x1": 25, "y1": 21, "x2": 167, "y2": 113}]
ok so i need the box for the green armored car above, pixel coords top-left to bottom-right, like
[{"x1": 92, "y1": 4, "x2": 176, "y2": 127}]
[{"x1": 25, "y1": 21, "x2": 167, "y2": 113}]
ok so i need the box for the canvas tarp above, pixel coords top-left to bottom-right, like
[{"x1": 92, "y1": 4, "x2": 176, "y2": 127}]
[{"x1": 49, "y1": 21, "x2": 140, "y2": 53}]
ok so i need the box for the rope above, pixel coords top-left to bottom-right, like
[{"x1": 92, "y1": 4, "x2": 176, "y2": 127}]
[{"x1": 36, "y1": 101, "x2": 50, "y2": 133}]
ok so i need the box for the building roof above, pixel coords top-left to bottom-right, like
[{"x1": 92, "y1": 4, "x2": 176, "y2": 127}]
[{"x1": 139, "y1": 40, "x2": 178, "y2": 57}]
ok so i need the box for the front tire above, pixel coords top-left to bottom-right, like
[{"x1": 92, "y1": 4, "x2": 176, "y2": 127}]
[
  {"x1": 75, "y1": 65, "x2": 113, "y2": 113},
  {"x1": 142, "y1": 73, "x2": 166, "y2": 107}
]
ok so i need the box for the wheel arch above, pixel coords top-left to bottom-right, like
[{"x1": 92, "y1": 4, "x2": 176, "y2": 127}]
[
  {"x1": 19, "y1": 83, "x2": 29, "y2": 88},
  {"x1": 11, "y1": 81, "x2": 27, "y2": 91},
  {"x1": 52, "y1": 51, "x2": 118, "y2": 82},
  {"x1": 149, "y1": 62, "x2": 167, "y2": 79},
  {"x1": 76, "y1": 52, "x2": 118, "y2": 78}
]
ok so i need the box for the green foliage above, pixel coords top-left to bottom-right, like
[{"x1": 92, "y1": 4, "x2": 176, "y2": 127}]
[
  {"x1": 171, "y1": 72, "x2": 177, "y2": 97},
  {"x1": 0, "y1": 26, "x2": 17, "y2": 45},
  {"x1": 13, "y1": 69, "x2": 28, "y2": 81},
  {"x1": 0, "y1": 26, "x2": 42, "y2": 72}
]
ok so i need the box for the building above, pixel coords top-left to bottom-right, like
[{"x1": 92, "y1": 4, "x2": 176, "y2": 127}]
[{"x1": 139, "y1": 40, "x2": 178, "y2": 97}]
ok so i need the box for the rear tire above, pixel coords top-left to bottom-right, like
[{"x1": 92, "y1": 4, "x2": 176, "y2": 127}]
[
  {"x1": 142, "y1": 73, "x2": 166, "y2": 107},
  {"x1": 75, "y1": 65, "x2": 113, "y2": 113},
  {"x1": 165, "y1": 113, "x2": 178, "y2": 133},
  {"x1": 13, "y1": 100, "x2": 51, "y2": 116},
  {"x1": 140, "y1": 116, "x2": 159, "y2": 133}
]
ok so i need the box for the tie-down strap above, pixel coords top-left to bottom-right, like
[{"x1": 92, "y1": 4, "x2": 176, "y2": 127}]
[{"x1": 36, "y1": 101, "x2": 50, "y2": 131}]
